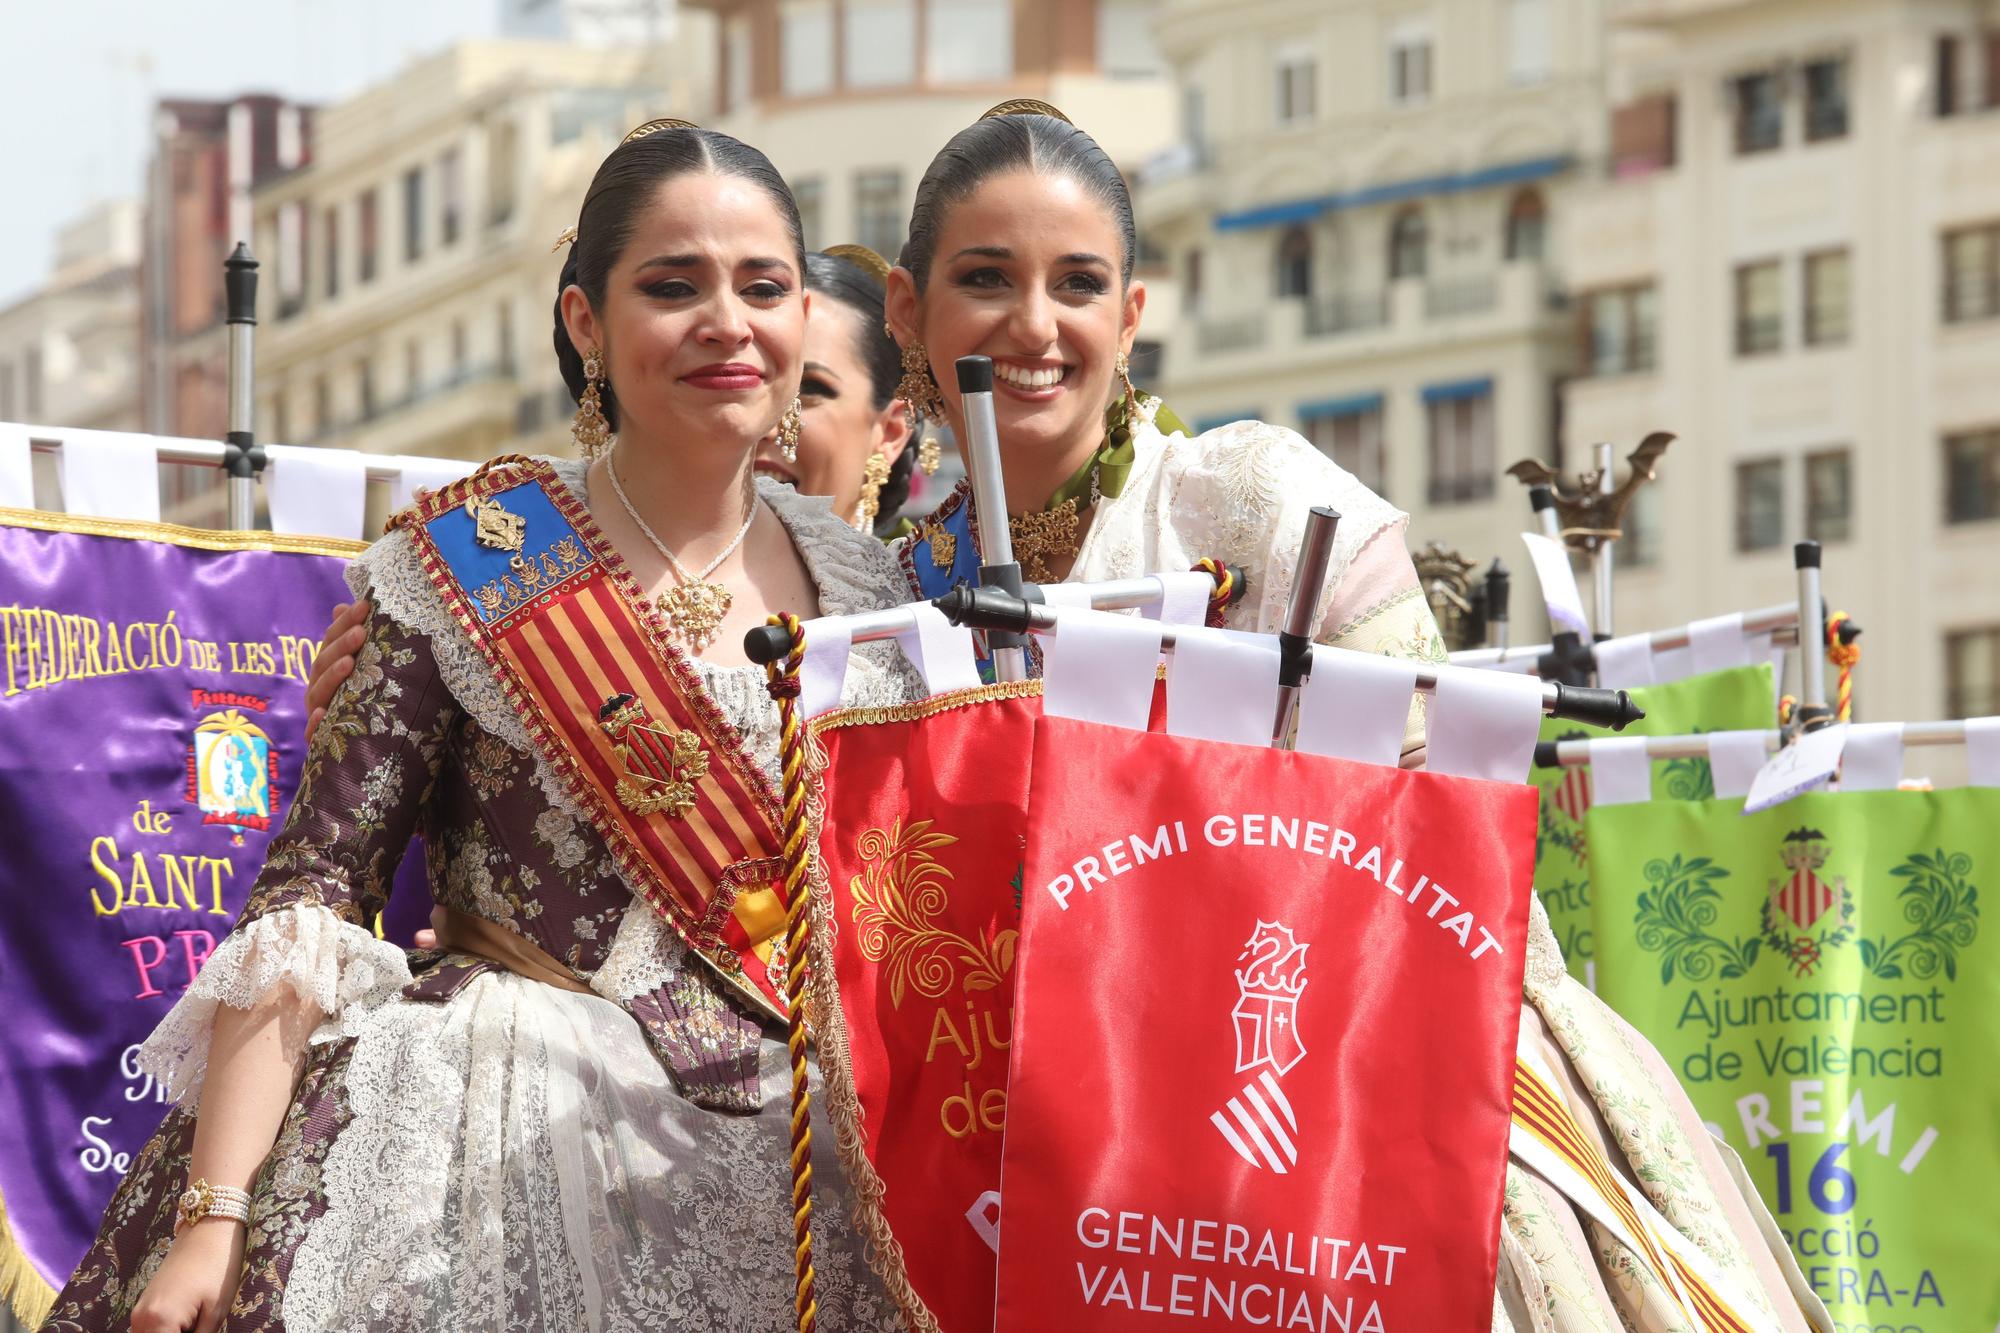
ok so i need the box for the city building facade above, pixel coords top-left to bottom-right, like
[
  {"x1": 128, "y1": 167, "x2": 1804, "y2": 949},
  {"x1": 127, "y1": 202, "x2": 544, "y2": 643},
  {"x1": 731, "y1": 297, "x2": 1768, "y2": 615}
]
[
  {"x1": 246, "y1": 36, "x2": 709, "y2": 499},
  {"x1": 1561, "y1": 0, "x2": 2000, "y2": 727},
  {"x1": 1141, "y1": 0, "x2": 1609, "y2": 607},
  {"x1": 0, "y1": 200, "x2": 144, "y2": 441}
]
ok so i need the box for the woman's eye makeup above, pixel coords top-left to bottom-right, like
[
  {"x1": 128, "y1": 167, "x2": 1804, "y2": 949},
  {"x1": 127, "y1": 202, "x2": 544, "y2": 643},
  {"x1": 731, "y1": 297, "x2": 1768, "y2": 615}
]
[
  {"x1": 743, "y1": 280, "x2": 791, "y2": 300},
  {"x1": 800, "y1": 374, "x2": 836, "y2": 400},
  {"x1": 953, "y1": 266, "x2": 1008, "y2": 290},
  {"x1": 1060, "y1": 272, "x2": 1109, "y2": 296},
  {"x1": 641, "y1": 278, "x2": 696, "y2": 300}
]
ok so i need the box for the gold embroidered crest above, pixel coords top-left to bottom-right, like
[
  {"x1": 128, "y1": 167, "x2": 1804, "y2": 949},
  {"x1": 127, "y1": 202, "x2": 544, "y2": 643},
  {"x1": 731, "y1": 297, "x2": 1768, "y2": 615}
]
[
  {"x1": 465, "y1": 495, "x2": 527, "y2": 552},
  {"x1": 599, "y1": 693, "x2": 710, "y2": 818},
  {"x1": 849, "y1": 819, "x2": 1017, "y2": 1008}
]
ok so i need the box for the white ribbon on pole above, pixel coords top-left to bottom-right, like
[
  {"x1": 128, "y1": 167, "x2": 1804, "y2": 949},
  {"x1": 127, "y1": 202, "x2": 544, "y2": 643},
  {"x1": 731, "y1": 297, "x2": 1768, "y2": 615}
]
[
  {"x1": 1162, "y1": 626, "x2": 1279, "y2": 747},
  {"x1": 1586, "y1": 737, "x2": 1652, "y2": 805},
  {"x1": 1520, "y1": 532, "x2": 1589, "y2": 637},
  {"x1": 1968, "y1": 717, "x2": 2000, "y2": 788},
  {"x1": 1041, "y1": 605, "x2": 1164, "y2": 732},
  {"x1": 1708, "y1": 731, "x2": 1774, "y2": 799},
  {"x1": 266, "y1": 445, "x2": 370, "y2": 541},
  {"x1": 893, "y1": 603, "x2": 983, "y2": 697},
  {"x1": 1293, "y1": 646, "x2": 1418, "y2": 767},
  {"x1": 1426, "y1": 665, "x2": 1544, "y2": 782},
  {"x1": 1688, "y1": 612, "x2": 1752, "y2": 675},
  {"x1": 1142, "y1": 570, "x2": 1215, "y2": 627},
  {"x1": 57, "y1": 430, "x2": 161, "y2": 522},
  {"x1": 1592, "y1": 633, "x2": 1655, "y2": 690},
  {"x1": 1839, "y1": 722, "x2": 1905, "y2": 792},
  {"x1": 0, "y1": 423, "x2": 31, "y2": 509},
  {"x1": 797, "y1": 619, "x2": 855, "y2": 720}
]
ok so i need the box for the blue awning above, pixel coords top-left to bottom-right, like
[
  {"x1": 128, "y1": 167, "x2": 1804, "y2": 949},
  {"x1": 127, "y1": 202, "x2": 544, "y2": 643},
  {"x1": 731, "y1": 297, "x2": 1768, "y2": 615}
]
[
  {"x1": 1194, "y1": 410, "x2": 1260, "y2": 433},
  {"x1": 1297, "y1": 392, "x2": 1384, "y2": 420},
  {"x1": 1421, "y1": 376, "x2": 1494, "y2": 404},
  {"x1": 1214, "y1": 155, "x2": 1572, "y2": 232}
]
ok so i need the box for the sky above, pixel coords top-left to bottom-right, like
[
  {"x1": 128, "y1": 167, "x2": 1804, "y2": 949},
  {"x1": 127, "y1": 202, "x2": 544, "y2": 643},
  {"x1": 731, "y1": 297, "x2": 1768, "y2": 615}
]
[{"x1": 0, "y1": 0, "x2": 504, "y2": 306}]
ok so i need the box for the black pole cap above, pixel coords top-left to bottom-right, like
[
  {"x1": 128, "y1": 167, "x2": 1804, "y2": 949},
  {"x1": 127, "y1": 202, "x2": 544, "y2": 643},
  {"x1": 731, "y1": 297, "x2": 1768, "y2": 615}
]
[
  {"x1": 1528, "y1": 485, "x2": 1555, "y2": 512},
  {"x1": 1548, "y1": 683, "x2": 1646, "y2": 731},
  {"x1": 955, "y1": 355, "x2": 993, "y2": 394},
  {"x1": 224, "y1": 242, "x2": 258, "y2": 326},
  {"x1": 1794, "y1": 540, "x2": 1821, "y2": 569},
  {"x1": 743, "y1": 625, "x2": 792, "y2": 665},
  {"x1": 1485, "y1": 558, "x2": 1510, "y2": 621}
]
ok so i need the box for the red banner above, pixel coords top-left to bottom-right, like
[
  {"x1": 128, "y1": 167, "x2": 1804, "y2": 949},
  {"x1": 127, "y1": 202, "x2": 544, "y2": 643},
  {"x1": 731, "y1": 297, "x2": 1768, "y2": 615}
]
[
  {"x1": 997, "y1": 717, "x2": 1537, "y2": 1332},
  {"x1": 808, "y1": 685, "x2": 1041, "y2": 1333}
]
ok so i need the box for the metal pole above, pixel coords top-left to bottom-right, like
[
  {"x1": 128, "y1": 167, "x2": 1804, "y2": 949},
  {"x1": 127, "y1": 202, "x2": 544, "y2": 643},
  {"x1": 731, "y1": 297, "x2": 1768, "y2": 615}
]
[
  {"x1": 1450, "y1": 599, "x2": 1814, "y2": 668},
  {"x1": 1484, "y1": 558, "x2": 1510, "y2": 653},
  {"x1": 222, "y1": 242, "x2": 262, "y2": 531},
  {"x1": 1793, "y1": 540, "x2": 1832, "y2": 732},
  {"x1": 1269, "y1": 507, "x2": 1340, "y2": 747},
  {"x1": 955, "y1": 355, "x2": 1026, "y2": 682},
  {"x1": 1538, "y1": 718, "x2": 1976, "y2": 768},
  {"x1": 1591, "y1": 440, "x2": 1615, "y2": 639},
  {"x1": 1528, "y1": 484, "x2": 1561, "y2": 541}
]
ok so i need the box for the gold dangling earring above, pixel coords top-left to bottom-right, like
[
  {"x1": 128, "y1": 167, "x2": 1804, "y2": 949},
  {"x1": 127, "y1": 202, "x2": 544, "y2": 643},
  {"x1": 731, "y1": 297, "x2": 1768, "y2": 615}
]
[
  {"x1": 889, "y1": 325, "x2": 948, "y2": 427},
  {"x1": 572, "y1": 349, "x2": 613, "y2": 459},
  {"x1": 916, "y1": 432, "x2": 942, "y2": 476},
  {"x1": 777, "y1": 396, "x2": 803, "y2": 465},
  {"x1": 856, "y1": 449, "x2": 892, "y2": 531},
  {"x1": 1115, "y1": 350, "x2": 1138, "y2": 437}
]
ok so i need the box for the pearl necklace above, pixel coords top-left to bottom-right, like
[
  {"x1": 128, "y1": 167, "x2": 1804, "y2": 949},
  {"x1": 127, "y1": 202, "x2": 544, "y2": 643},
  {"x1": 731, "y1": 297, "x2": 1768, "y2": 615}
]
[{"x1": 606, "y1": 458, "x2": 758, "y2": 654}]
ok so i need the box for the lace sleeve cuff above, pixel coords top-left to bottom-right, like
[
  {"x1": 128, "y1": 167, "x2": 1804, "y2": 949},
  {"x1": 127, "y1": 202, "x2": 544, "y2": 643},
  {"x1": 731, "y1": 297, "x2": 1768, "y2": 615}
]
[{"x1": 136, "y1": 902, "x2": 412, "y2": 1107}]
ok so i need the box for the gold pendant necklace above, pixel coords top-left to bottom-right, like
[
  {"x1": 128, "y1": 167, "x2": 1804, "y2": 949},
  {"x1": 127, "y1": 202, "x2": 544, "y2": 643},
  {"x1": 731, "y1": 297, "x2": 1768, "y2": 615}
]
[
  {"x1": 1008, "y1": 499, "x2": 1082, "y2": 584},
  {"x1": 606, "y1": 459, "x2": 756, "y2": 654}
]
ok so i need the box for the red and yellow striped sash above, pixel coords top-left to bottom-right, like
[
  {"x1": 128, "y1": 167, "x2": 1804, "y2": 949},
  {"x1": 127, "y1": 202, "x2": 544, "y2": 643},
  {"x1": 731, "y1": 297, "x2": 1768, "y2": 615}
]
[
  {"x1": 399, "y1": 456, "x2": 789, "y2": 1016},
  {"x1": 1511, "y1": 1056, "x2": 1760, "y2": 1333}
]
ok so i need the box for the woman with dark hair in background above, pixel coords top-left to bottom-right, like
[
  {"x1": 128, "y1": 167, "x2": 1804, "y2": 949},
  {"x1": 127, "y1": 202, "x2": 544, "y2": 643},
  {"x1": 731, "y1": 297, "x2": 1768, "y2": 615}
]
[
  {"x1": 42, "y1": 121, "x2": 916, "y2": 1333},
  {"x1": 885, "y1": 101, "x2": 1825, "y2": 1332}
]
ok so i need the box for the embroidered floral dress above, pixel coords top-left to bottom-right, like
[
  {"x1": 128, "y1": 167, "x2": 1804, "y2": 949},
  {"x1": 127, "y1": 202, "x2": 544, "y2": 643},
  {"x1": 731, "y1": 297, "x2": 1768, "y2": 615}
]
[{"x1": 42, "y1": 463, "x2": 920, "y2": 1333}]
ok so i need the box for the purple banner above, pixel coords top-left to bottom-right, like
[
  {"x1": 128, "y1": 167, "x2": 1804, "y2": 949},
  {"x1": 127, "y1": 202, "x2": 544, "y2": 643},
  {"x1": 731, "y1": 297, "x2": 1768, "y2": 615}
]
[{"x1": 0, "y1": 511, "x2": 423, "y2": 1301}]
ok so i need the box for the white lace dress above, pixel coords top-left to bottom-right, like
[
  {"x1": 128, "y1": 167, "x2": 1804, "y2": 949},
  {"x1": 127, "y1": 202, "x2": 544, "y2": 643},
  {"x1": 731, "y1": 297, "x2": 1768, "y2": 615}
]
[{"x1": 50, "y1": 463, "x2": 922, "y2": 1333}]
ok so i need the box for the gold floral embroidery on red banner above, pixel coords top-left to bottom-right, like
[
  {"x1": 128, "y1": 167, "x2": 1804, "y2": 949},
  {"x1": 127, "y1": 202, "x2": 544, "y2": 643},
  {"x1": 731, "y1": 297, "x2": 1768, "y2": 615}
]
[{"x1": 850, "y1": 819, "x2": 1017, "y2": 1008}]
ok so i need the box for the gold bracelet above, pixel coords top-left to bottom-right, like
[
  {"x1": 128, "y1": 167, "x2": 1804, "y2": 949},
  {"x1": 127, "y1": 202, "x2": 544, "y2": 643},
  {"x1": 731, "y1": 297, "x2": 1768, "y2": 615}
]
[{"x1": 174, "y1": 1178, "x2": 252, "y2": 1235}]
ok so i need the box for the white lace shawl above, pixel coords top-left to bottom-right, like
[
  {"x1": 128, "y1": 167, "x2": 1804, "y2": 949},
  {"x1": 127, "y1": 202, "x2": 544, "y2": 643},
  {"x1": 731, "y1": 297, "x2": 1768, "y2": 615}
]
[
  {"x1": 1072, "y1": 406, "x2": 1405, "y2": 636},
  {"x1": 141, "y1": 458, "x2": 924, "y2": 1107}
]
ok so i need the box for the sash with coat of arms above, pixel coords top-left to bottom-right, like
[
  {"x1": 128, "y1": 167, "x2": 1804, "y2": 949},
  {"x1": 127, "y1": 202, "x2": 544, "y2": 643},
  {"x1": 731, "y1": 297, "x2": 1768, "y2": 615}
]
[{"x1": 393, "y1": 455, "x2": 792, "y2": 1016}]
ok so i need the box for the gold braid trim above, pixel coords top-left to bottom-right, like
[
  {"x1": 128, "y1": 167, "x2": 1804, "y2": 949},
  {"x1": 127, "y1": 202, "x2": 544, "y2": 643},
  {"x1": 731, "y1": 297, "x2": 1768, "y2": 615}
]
[
  {"x1": 799, "y1": 678, "x2": 1043, "y2": 1333},
  {"x1": 0, "y1": 1181, "x2": 56, "y2": 1328},
  {"x1": 0, "y1": 505, "x2": 366, "y2": 557}
]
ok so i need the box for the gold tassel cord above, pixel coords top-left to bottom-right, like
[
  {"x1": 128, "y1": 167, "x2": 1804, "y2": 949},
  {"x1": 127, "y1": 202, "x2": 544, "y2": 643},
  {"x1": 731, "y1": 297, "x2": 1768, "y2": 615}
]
[
  {"x1": 0, "y1": 1182, "x2": 56, "y2": 1328},
  {"x1": 765, "y1": 613, "x2": 819, "y2": 1333}
]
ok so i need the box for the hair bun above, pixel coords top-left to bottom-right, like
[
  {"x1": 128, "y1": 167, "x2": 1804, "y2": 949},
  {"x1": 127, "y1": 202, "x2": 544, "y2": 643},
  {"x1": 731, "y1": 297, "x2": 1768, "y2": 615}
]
[
  {"x1": 980, "y1": 98, "x2": 1072, "y2": 124},
  {"x1": 821, "y1": 243, "x2": 891, "y2": 284}
]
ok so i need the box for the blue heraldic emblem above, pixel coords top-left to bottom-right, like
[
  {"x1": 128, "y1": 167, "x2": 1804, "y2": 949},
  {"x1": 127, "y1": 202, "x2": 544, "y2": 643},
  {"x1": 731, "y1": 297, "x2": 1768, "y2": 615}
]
[
  {"x1": 902, "y1": 484, "x2": 998, "y2": 681},
  {"x1": 1232, "y1": 920, "x2": 1310, "y2": 1076},
  {"x1": 188, "y1": 710, "x2": 275, "y2": 832},
  {"x1": 423, "y1": 480, "x2": 598, "y2": 632}
]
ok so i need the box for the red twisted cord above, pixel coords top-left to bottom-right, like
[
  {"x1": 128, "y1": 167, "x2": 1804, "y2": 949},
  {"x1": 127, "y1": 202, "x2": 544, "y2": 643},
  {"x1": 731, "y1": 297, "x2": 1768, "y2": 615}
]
[
  {"x1": 1826, "y1": 610, "x2": 1859, "y2": 723},
  {"x1": 764, "y1": 612, "x2": 818, "y2": 1333}
]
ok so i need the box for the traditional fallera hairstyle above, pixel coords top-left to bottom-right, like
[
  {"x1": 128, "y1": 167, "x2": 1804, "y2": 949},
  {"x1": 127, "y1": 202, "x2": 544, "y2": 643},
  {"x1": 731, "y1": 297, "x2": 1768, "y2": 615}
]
[
  {"x1": 899, "y1": 99, "x2": 1138, "y2": 292},
  {"x1": 552, "y1": 119, "x2": 806, "y2": 433},
  {"x1": 807, "y1": 245, "x2": 915, "y2": 534}
]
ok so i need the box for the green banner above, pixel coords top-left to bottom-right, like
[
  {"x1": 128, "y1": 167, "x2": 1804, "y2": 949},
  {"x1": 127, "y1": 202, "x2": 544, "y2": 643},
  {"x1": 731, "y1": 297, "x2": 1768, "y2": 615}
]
[
  {"x1": 1531, "y1": 664, "x2": 1775, "y2": 985},
  {"x1": 1586, "y1": 788, "x2": 1999, "y2": 1330}
]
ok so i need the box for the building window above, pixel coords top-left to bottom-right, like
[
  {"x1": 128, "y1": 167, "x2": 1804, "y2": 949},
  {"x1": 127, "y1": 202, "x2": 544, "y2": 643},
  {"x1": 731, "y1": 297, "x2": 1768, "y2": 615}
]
[
  {"x1": 1425, "y1": 381, "x2": 1495, "y2": 505},
  {"x1": 1184, "y1": 249, "x2": 1203, "y2": 315},
  {"x1": 1276, "y1": 45, "x2": 1317, "y2": 125},
  {"x1": 1611, "y1": 92, "x2": 1677, "y2": 176},
  {"x1": 357, "y1": 359, "x2": 376, "y2": 421},
  {"x1": 1943, "y1": 222, "x2": 2000, "y2": 323},
  {"x1": 1732, "y1": 70, "x2": 1783, "y2": 155},
  {"x1": 1504, "y1": 188, "x2": 1547, "y2": 261},
  {"x1": 314, "y1": 376, "x2": 331, "y2": 434},
  {"x1": 403, "y1": 167, "x2": 424, "y2": 263},
  {"x1": 1390, "y1": 28, "x2": 1433, "y2": 106},
  {"x1": 854, "y1": 169, "x2": 903, "y2": 266},
  {"x1": 1734, "y1": 458, "x2": 1785, "y2": 550},
  {"x1": 440, "y1": 148, "x2": 464, "y2": 246},
  {"x1": 277, "y1": 201, "x2": 307, "y2": 318},
  {"x1": 358, "y1": 189, "x2": 380, "y2": 284},
  {"x1": 452, "y1": 320, "x2": 468, "y2": 376},
  {"x1": 323, "y1": 206, "x2": 340, "y2": 299},
  {"x1": 1624, "y1": 483, "x2": 1662, "y2": 567},
  {"x1": 1580, "y1": 283, "x2": 1658, "y2": 376},
  {"x1": 1946, "y1": 626, "x2": 2000, "y2": 718},
  {"x1": 1805, "y1": 448, "x2": 1852, "y2": 543},
  {"x1": 1389, "y1": 206, "x2": 1428, "y2": 280},
  {"x1": 1946, "y1": 428, "x2": 2000, "y2": 522},
  {"x1": 1804, "y1": 249, "x2": 1851, "y2": 346},
  {"x1": 1274, "y1": 226, "x2": 1313, "y2": 298},
  {"x1": 724, "y1": 17, "x2": 751, "y2": 112},
  {"x1": 1100, "y1": 0, "x2": 1164, "y2": 78},
  {"x1": 498, "y1": 300, "x2": 515, "y2": 375},
  {"x1": 844, "y1": 0, "x2": 915, "y2": 88},
  {"x1": 780, "y1": 0, "x2": 834, "y2": 97},
  {"x1": 927, "y1": 0, "x2": 1011, "y2": 83},
  {"x1": 1301, "y1": 397, "x2": 1386, "y2": 497},
  {"x1": 1507, "y1": 0, "x2": 1551, "y2": 85},
  {"x1": 1182, "y1": 85, "x2": 1207, "y2": 158},
  {"x1": 274, "y1": 394, "x2": 291, "y2": 446},
  {"x1": 1804, "y1": 55, "x2": 1850, "y2": 141},
  {"x1": 405, "y1": 339, "x2": 422, "y2": 398},
  {"x1": 1735, "y1": 259, "x2": 1782, "y2": 356},
  {"x1": 793, "y1": 176, "x2": 824, "y2": 251},
  {"x1": 1936, "y1": 35, "x2": 1962, "y2": 117},
  {"x1": 487, "y1": 120, "x2": 519, "y2": 227}
]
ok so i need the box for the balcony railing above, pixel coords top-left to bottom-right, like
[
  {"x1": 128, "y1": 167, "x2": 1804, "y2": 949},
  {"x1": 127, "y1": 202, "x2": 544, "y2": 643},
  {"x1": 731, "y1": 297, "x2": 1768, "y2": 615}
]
[
  {"x1": 1305, "y1": 292, "x2": 1389, "y2": 338},
  {"x1": 1425, "y1": 275, "x2": 1500, "y2": 319},
  {"x1": 1196, "y1": 312, "x2": 1268, "y2": 354}
]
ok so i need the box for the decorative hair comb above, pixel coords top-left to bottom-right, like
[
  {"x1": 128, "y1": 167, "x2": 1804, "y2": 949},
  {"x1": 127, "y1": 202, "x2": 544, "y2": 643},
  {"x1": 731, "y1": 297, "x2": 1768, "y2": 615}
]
[
  {"x1": 622, "y1": 116, "x2": 700, "y2": 144},
  {"x1": 980, "y1": 98, "x2": 1073, "y2": 123},
  {"x1": 822, "y1": 243, "x2": 892, "y2": 284}
]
